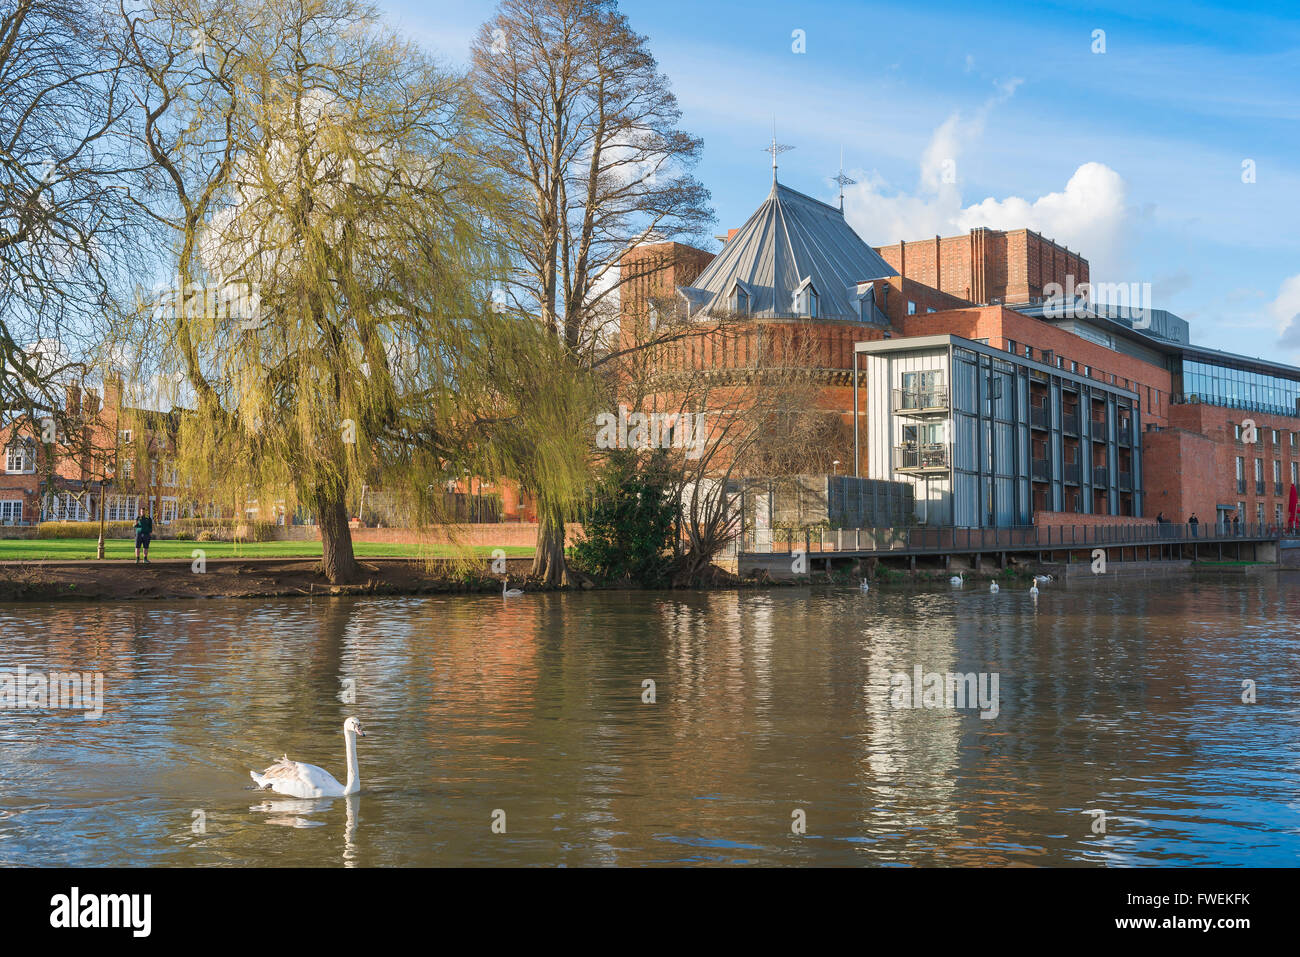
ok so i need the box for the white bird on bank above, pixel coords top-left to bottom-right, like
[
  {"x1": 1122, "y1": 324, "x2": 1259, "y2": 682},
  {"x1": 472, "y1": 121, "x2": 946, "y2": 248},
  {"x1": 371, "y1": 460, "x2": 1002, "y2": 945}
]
[
  {"x1": 859, "y1": 579, "x2": 870, "y2": 592},
  {"x1": 250, "y1": 717, "x2": 366, "y2": 799},
  {"x1": 502, "y1": 579, "x2": 524, "y2": 598},
  {"x1": 989, "y1": 581, "x2": 999, "y2": 593},
  {"x1": 949, "y1": 573, "x2": 964, "y2": 586}
]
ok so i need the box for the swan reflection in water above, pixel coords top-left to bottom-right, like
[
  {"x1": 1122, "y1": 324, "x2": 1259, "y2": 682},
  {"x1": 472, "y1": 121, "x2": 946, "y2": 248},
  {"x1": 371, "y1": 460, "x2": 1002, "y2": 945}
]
[{"x1": 250, "y1": 793, "x2": 360, "y2": 865}]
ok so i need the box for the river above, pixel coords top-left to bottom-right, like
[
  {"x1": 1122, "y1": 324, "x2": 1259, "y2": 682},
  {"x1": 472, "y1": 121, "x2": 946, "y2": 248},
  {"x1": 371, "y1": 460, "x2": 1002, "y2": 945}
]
[{"x1": 1, "y1": 573, "x2": 1296, "y2": 866}]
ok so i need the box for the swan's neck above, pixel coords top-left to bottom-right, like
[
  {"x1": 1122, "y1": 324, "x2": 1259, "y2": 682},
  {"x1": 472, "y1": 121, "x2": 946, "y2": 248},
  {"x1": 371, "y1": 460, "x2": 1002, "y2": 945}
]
[{"x1": 343, "y1": 730, "x2": 360, "y2": 794}]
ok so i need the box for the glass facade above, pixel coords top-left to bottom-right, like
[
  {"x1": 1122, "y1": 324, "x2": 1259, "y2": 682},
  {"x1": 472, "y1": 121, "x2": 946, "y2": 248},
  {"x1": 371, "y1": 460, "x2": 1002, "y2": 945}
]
[{"x1": 1181, "y1": 358, "x2": 1300, "y2": 417}]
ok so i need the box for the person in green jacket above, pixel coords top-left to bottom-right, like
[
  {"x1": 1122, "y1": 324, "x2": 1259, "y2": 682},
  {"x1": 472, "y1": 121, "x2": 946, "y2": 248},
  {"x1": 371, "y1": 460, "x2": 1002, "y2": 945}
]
[{"x1": 134, "y1": 509, "x2": 154, "y2": 564}]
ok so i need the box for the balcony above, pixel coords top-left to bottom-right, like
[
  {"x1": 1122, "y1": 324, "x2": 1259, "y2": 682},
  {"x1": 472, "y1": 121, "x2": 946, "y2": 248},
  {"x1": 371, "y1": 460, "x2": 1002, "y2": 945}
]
[
  {"x1": 1119, "y1": 471, "x2": 1133, "y2": 490},
  {"x1": 1277, "y1": 482, "x2": 1284, "y2": 496},
  {"x1": 1063, "y1": 463, "x2": 1081, "y2": 485},
  {"x1": 1256, "y1": 481, "x2": 1266, "y2": 495},
  {"x1": 1093, "y1": 466, "x2": 1109, "y2": 486},
  {"x1": 1029, "y1": 406, "x2": 1050, "y2": 430},
  {"x1": 1117, "y1": 421, "x2": 1132, "y2": 446},
  {"x1": 1237, "y1": 479, "x2": 1247, "y2": 494},
  {"x1": 894, "y1": 442, "x2": 950, "y2": 473},
  {"x1": 1063, "y1": 411, "x2": 1080, "y2": 435},
  {"x1": 1031, "y1": 458, "x2": 1050, "y2": 482},
  {"x1": 892, "y1": 388, "x2": 949, "y2": 416},
  {"x1": 1090, "y1": 419, "x2": 1108, "y2": 442}
]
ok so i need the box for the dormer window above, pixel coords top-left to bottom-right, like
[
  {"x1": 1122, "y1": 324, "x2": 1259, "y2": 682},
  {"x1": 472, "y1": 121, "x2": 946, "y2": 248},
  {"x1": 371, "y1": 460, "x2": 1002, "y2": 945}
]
[
  {"x1": 729, "y1": 280, "x2": 752, "y2": 316},
  {"x1": 793, "y1": 277, "x2": 818, "y2": 318}
]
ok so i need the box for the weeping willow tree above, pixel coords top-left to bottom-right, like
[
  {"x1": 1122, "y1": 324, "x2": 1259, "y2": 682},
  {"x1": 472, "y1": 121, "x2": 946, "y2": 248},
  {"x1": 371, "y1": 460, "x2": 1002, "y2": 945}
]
[{"x1": 119, "y1": 0, "x2": 562, "y2": 583}]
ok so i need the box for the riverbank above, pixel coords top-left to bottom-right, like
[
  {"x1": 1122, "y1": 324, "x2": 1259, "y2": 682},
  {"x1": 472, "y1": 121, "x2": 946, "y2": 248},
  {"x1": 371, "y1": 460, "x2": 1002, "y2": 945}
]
[
  {"x1": 2, "y1": 553, "x2": 1277, "y2": 601},
  {"x1": 0, "y1": 556, "x2": 547, "y2": 602}
]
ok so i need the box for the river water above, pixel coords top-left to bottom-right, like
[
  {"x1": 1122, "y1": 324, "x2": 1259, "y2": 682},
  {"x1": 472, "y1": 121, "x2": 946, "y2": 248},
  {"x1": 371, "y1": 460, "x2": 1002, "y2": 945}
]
[{"x1": 1, "y1": 573, "x2": 1297, "y2": 866}]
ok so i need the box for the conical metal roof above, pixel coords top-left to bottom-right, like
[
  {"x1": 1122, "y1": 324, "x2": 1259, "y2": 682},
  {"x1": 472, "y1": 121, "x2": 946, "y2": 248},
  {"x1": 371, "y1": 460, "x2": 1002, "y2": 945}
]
[{"x1": 679, "y1": 181, "x2": 896, "y2": 321}]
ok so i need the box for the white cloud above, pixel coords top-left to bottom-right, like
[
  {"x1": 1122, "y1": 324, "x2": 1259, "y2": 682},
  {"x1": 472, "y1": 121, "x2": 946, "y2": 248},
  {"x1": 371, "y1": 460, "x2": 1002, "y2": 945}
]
[
  {"x1": 842, "y1": 82, "x2": 1132, "y2": 283},
  {"x1": 1269, "y1": 274, "x2": 1300, "y2": 354}
]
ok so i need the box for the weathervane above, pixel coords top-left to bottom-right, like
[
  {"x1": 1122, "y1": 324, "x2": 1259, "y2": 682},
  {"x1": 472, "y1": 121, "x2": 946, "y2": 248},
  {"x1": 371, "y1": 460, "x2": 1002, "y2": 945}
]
[
  {"x1": 833, "y1": 146, "x2": 856, "y2": 211},
  {"x1": 763, "y1": 120, "x2": 794, "y2": 184}
]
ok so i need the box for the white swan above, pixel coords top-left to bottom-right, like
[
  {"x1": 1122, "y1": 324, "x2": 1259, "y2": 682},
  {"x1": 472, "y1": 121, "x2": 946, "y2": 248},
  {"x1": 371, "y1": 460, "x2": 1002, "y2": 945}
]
[
  {"x1": 1034, "y1": 575, "x2": 1052, "y2": 583},
  {"x1": 502, "y1": 579, "x2": 524, "y2": 598},
  {"x1": 250, "y1": 716, "x2": 366, "y2": 798},
  {"x1": 1029, "y1": 581, "x2": 1039, "y2": 597},
  {"x1": 989, "y1": 581, "x2": 999, "y2": 593},
  {"x1": 949, "y1": 573, "x2": 964, "y2": 586},
  {"x1": 859, "y1": 578, "x2": 870, "y2": 592}
]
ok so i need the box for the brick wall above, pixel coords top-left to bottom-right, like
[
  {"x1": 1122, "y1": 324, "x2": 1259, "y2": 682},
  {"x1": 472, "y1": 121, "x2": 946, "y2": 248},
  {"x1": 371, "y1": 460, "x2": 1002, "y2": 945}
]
[
  {"x1": 1034, "y1": 511, "x2": 1156, "y2": 528},
  {"x1": 875, "y1": 227, "x2": 1088, "y2": 305},
  {"x1": 619, "y1": 241, "x2": 716, "y2": 331}
]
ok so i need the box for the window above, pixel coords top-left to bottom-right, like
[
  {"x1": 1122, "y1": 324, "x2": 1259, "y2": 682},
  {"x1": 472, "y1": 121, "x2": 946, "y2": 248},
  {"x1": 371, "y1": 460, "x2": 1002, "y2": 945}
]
[
  {"x1": 1236, "y1": 456, "x2": 1245, "y2": 493},
  {"x1": 730, "y1": 282, "x2": 749, "y2": 315},
  {"x1": 1234, "y1": 423, "x2": 1242, "y2": 441},
  {"x1": 155, "y1": 497, "x2": 179, "y2": 524},
  {"x1": 907, "y1": 300, "x2": 917, "y2": 315},
  {"x1": 1292, "y1": 461, "x2": 1298, "y2": 487},
  {"x1": 1238, "y1": 501, "x2": 1246, "y2": 520},
  {"x1": 43, "y1": 492, "x2": 90, "y2": 522},
  {"x1": 0, "y1": 500, "x2": 22, "y2": 524},
  {"x1": 1272, "y1": 429, "x2": 1279, "y2": 446},
  {"x1": 926, "y1": 306, "x2": 936, "y2": 313},
  {"x1": 1023, "y1": 345, "x2": 1032, "y2": 359},
  {"x1": 793, "y1": 279, "x2": 818, "y2": 318},
  {"x1": 5, "y1": 443, "x2": 35, "y2": 474},
  {"x1": 1276, "y1": 504, "x2": 1284, "y2": 525},
  {"x1": 119, "y1": 429, "x2": 132, "y2": 445},
  {"x1": 1292, "y1": 432, "x2": 1298, "y2": 450},
  {"x1": 1257, "y1": 503, "x2": 1265, "y2": 524},
  {"x1": 106, "y1": 495, "x2": 139, "y2": 522},
  {"x1": 1274, "y1": 460, "x2": 1282, "y2": 493},
  {"x1": 1007, "y1": 340, "x2": 1017, "y2": 355}
]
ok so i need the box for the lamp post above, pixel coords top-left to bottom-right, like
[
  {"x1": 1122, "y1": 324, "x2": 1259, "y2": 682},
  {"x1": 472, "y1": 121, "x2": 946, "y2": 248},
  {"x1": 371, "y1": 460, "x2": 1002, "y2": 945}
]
[{"x1": 832, "y1": 459, "x2": 840, "y2": 476}]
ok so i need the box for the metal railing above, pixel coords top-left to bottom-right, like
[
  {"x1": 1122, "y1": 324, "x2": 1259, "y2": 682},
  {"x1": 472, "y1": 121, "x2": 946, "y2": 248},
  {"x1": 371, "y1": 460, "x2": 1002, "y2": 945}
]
[
  {"x1": 1092, "y1": 466, "x2": 1109, "y2": 486},
  {"x1": 740, "y1": 521, "x2": 1281, "y2": 556},
  {"x1": 894, "y1": 442, "x2": 950, "y2": 472},
  {"x1": 1031, "y1": 458, "x2": 1050, "y2": 482},
  {"x1": 1063, "y1": 412, "x2": 1080, "y2": 435},
  {"x1": 1030, "y1": 406, "x2": 1050, "y2": 430},
  {"x1": 1063, "y1": 463, "x2": 1081, "y2": 485},
  {"x1": 892, "y1": 388, "x2": 949, "y2": 414}
]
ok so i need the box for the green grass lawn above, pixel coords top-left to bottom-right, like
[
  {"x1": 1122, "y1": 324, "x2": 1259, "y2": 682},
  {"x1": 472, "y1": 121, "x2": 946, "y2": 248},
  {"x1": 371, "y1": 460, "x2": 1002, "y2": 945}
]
[{"x1": 0, "y1": 538, "x2": 535, "y2": 562}]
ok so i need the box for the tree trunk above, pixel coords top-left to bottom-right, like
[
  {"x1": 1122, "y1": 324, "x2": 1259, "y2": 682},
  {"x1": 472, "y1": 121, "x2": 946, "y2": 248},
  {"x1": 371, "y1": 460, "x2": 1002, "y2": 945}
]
[
  {"x1": 530, "y1": 510, "x2": 571, "y2": 586},
  {"x1": 317, "y1": 491, "x2": 359, "y2": 585}
]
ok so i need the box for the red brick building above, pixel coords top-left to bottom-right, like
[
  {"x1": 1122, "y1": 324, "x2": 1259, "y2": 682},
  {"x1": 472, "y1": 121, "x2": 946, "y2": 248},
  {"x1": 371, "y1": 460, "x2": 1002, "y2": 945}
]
[{"x1": 619, "y1": 177, "x2": 1300, "y2": 528}]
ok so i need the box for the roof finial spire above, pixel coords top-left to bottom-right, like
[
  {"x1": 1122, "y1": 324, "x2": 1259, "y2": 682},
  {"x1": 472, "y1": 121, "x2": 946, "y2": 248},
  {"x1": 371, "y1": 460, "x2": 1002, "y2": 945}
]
[
  {"x1": 763, "y1": 118, "x2": 794, "y2": 186},
  {"x1": 833, "y1": 146, "x2": 857, "y2": 213}
]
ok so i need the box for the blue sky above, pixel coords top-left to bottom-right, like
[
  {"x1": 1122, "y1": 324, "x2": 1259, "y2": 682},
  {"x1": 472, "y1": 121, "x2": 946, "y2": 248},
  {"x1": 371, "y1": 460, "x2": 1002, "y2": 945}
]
[{"x1": 379, "y1": 0, "x2": 1300, "y2": 363}]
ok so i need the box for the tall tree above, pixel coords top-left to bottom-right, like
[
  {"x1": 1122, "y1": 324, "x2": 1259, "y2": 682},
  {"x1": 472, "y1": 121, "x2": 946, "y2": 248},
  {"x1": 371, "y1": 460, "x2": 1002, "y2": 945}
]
[
  {"x1": 0, "y1": 0, "x2": 137, "y2": 431},
  {"x1": 119, "y1": 0, "x2": 523, "y2": 583},
  {"x1": 470, "y1": 0, "x2": 712, "y2": 585}
]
